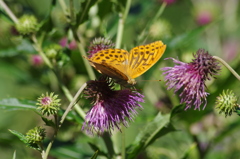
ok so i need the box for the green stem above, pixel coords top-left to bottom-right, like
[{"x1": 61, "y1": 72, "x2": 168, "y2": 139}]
[
  {"x1": 32, "y1": 33, "x2": 86, "y2": 119},
  {"x1": 213, "y1": 56, "x2": 240, "y2": 81},
  {"x1": 153, "y1": 2, "x2": 167, "y2": 22},
  {"x1": 0, "y1": 0, "x2": 18, "y2": 23},
  {"x1": 60, "y1": 84, "x2": 86, "y2": 119},
  {"x1": 59, "y1": 83, "x2": 87, "y2": 126},
  {"x1": 58, "y1": 0, "x2": 96, "y2": 80},
  {"x1": 43, "y1": 83, "x2": 87, "y2": 159},
  {"x1": 138, "y1": 2, "x2": 167, "y2": 43},
  {"x1": 58, "y1": 0, "x2": 69, "y2": 18},
  {"x1": 69, "y1": 0, "x2": 75, "y2": 24},
  {"x1": 71, "y1": 29, "x2": 96, "y2": 80},
  {"x1": 115, "y1": 0, "x2": 132, "y2": 48},
  {"x1": 102, "y1": 132, "x2": 115, "y2": 159},
  {"x1": 121, "y1": 125, "x2": 126, "y2": 159},
  {"x1": 79, "y1": 0, "x2": 92, "y2": 24},
  {"x1": 31, "y1": 34, "x2": 54, "y2": 69}
]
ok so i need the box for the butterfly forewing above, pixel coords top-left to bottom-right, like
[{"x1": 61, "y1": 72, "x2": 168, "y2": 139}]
[{"x1": 128, "y1": 41, "x2": 166, "y2": 79}]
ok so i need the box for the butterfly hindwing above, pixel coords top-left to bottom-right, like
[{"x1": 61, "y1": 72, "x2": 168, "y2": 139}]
[
  {"x1": 88, "y1": 48, "x2": 130, "y2": 80},
  {"x1": 90, "y1": 62, "x2": 129, "y2": 81}
]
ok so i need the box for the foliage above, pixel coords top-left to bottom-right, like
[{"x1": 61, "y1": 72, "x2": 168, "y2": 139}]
[{"x1": 0, "y1": 0, "x2": 240, "y2": 159}]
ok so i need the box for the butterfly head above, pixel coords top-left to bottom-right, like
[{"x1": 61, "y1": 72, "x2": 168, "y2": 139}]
[{"x1": 127, "y1": 78, "x2": 136, "y2": 85}]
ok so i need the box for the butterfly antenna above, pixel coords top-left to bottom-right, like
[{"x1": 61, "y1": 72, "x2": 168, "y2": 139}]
[{"x1": 138, "y1": 79, "x2": 161, "y2": 82}]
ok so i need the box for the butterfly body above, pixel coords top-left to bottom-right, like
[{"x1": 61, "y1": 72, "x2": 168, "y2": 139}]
[{"x1": 85, "y1": 41, "x2": 166, "y2": 85}]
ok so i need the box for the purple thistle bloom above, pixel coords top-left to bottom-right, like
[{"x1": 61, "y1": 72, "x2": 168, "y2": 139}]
[
  {"x1": 161, "y1": 49, "x2": 221, "y2": 110},
  {"x1": 82, "y1": 76, "x2": 144, "y2": 135}
]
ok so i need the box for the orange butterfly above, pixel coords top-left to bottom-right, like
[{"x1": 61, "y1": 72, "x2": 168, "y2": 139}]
[{"x1": 85, "y1": 41, "x2": 166, "y2": 85}]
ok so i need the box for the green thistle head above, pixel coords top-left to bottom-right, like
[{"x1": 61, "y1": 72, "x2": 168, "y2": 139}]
[
  {"x1": 215, "y1": 90, "x2": 238, "y2": 117},
  {"x1": 36, "y1": 92, "x2": 61, "y2": 116},
  {"x1": 44, "y1": 44, "x2": 63, "y2": 59},
  {"x1": 16, "y1": 15, "x2": 38, "y2": 35},
  {"x1": 26, "y1": 126, "x2": 46, "y2": 144}
]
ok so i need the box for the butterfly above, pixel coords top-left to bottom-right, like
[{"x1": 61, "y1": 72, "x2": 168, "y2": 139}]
[{"x1": 85, "y1": 41, "x2": 166, "y2": 85}]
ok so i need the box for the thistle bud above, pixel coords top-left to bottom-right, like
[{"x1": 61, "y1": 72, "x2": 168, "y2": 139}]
[
  {"x1": 36, "y1": 92, "x2": 61, "y2": 116},
  {"x1": 16, "y1": 15, "x2": 38, "y2": 35},
  {"x1": 26, "y1": 126, "x2": 46, "y2": 144},
  {"x1": 44, "y1": 44, "x2": 62, "y2": 59},
  {"x1": 215, "y1": 90, "x2": 238, "y2": 117}
]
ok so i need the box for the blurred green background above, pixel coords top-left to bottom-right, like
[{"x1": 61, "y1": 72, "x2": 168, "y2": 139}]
[{"x1": 0, "y1": 0, "x2": 240, "y2": 158}]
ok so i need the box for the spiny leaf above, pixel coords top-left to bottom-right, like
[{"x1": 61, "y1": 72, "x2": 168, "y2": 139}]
[
  {"x1": 88, "y1": 142, "x2": 108, "y2": 157},
  {"x1": 0, "y1": 98, "x2": 37, "y2": 111},
  {"x1": 41, "y1": 117, "x2": 56, "y2": 127},
  {"x1": 90, "y1": 150, "x2": 99, "y2": 159},
  {"x1": 126, "y1": 113, "x2": 176, "y2": 159},
  {"x1": 9, "y1": 129, "x2": 27, "y2": 144}
]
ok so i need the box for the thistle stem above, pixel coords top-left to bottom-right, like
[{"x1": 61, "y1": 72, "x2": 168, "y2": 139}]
[
  {"x1": 58, "y1": 0, "x2": 96, "y2": 80},
  {"x1": 213, "y1": 56, "x2": 240, "y2": 81},
  {"x1": 31, "y1": 34, "x2": 54, "y2": 69},
  {"x1": 69, "y1": 0, "x2": 75, "y2": 24},
  {"x1": 0, "y1": 0, "x2": 18, "y2": 23},
  {"x1": 79, "y1": 0, "x2": 92, "y2": 24},
  {"x1": 115, "y1": 0, "x2": 132, "y2": 48},
  {"x1": 60, "y1": 84, "x2": 86, "y2": 120},
  {"x1": 121, "y1": 125, "x2": 126, "y2": 159},
  {"x1": 59, "y1": 83, "x2": 87, "y2": 126},
  {"x1": 43, "y1": 83, "x2": 87, "y2": 159},
  {"x1": 138, "y1": 2, "x2": 166, "y2": 43},
  {"x1": 74, "y1": 32, "x2": 96, "y2": 80},
  {"x1": 58, "y1": 0, "x2": 69, "y2": 18}
]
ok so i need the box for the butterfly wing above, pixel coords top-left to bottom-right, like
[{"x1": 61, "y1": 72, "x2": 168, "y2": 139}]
[
  {"x1": 87, "y1": 48, "x2": 131, "y2": 81},
  {"x1": 127, "y1": 41, "x2": 166, "y2": 79}
]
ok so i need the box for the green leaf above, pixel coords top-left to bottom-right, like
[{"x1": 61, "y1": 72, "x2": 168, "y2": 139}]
[
  {"x1": 58, "y1": 109, "x2": 84, "y2": 124},
  {"x1": 90, "y1": 150, "x2": 99, "y2": 159},
  {"x1": 126, "y1": 113, "x2": 176, "y2": 159},
  {"x1": 9, "y1": 129, "x2": 41, "y2": 151},
  {"x1": 112, "y1": 0, "x2": 127, "y2": 13},
  {"x1": 170, "y1": 104, "x2": 185, "y2": 119},
  {"x1": 88, "y1": 142, "x2": 108, "y2": 157},
  {"x1": 180, "y1": 143, "x2": 197, "y2": 159},
  {"x1": 8, "y1": 129, "x2": 27, "y2": 144},
  {"x1": 168, "y1": 26, "x2": 207, "y2": 49},
  {"x1": 0, "y1": 10, "x2": 15, "y2": 23},
  {"x1": 12, "y1": 150, "x2": 16, "y2": 159},
  {"x1": 0, "y1": 98, "x2": 37, "y2": 111},
  {"x1": 39, "y1": 16, "x2": 54, "y2": 33},
  {"x1": 0, "y1": 48, "x2": 19, "y2": 57},
  {"x1": 98, "y1": 1, "x2": 113, "y2": 19},
  {"x1": 0, "y1": 40, "x2": 35, "y2": 57},
  {"x1": 41, "y1": 117, "x2": 56, "y2": 127},
  {"x1": 76, "y1": 0, "x2": 97, "y2": 25}
]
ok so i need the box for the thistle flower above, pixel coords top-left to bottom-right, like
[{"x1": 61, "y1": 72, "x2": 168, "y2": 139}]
[
  {"x1": 161, "y1": 0, "x2": 177, "y2": 5},
  {"x1": 82, "y1": 76, "x2": 144, "y2": 135},
  {"x1": 87, "y1": 37, "x2": 115, "y2": 58},
  {"x1": 16, "y1": 15, "x2": 38, "y2": 35},
  {"x1": 196, "y1": 11, "x2": 213, "y2": 26},
  {"x1": 26, "y1": 126, "x2": 46, "y2": 144},
  {"x1": 161, "y1": 49, "x2": 221, "y2": 110},
  {"x1": 44, "y1": 44, "x2": 62, "y2": 59},
  {"x1": 215, "y1": 90, "x2": 239, "y2": 117},
  {"x1": 59, "y1": 37, "x2": 78, "y2": 50},
  {"x1": 31, "y1": 55, "x2": 43, "y2": 66},
  {"x1": 36, "y1": 92, "x2": 61, "y2": 116}
]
